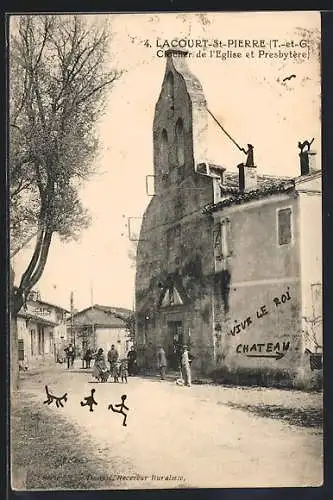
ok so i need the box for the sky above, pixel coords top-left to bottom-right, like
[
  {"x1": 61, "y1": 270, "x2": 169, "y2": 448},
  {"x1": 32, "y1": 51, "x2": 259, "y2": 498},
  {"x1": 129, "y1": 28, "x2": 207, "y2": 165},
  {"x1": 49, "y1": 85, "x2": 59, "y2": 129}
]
[{"x1": 12, "y1": 11, "x2": 321, "y2": 312}]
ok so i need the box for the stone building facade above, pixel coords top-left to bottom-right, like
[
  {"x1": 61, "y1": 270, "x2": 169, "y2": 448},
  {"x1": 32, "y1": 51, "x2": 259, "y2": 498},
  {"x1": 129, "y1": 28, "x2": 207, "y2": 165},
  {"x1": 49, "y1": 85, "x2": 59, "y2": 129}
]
[
  {"x1": 135, "y1": 50, "x2": 322, "y2": 388},
  {"x1": 16, "y1": 290, "x2": 69, "y2": 369},
  {"x1": 69, "y1": 305, "x2": 133, "y2": 360}
]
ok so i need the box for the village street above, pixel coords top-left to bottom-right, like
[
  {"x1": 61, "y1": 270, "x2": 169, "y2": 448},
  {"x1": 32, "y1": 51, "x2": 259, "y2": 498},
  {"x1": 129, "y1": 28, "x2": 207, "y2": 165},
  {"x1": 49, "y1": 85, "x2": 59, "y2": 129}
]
[{"x1": 13, "y1": 362, "x2": 323, "y2": 490}]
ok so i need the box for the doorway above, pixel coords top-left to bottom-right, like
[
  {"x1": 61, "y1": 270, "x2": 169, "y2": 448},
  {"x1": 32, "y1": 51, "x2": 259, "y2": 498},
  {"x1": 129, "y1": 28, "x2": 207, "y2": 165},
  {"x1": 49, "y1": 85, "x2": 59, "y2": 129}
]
[
  {"x1": 38, "y1": 326, "x2": 44, "y2": 355},
  {"x1": 167, "y1": 321, "x2": 184, "y2": 370}
]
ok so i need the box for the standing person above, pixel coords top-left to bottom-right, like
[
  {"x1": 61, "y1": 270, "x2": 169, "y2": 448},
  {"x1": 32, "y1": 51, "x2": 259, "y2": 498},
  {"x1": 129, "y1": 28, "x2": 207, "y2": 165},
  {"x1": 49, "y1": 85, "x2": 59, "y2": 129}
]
[
  {"x1": 119, "y1": 359, "x2": 128, "y2": 383},
  {"x1": 84, "y1": 347, "x2": 93, "y2": 369},
  {"x1": 64, "y1": 343, "x2": 75, "y2": 369},
  {"x1": 86, "y1": 347, "x2": 93, "y2": 369},
  {"x1": 157, "y1": 346, "x2": 167, "y2": 380},
  {"x1": 92, "y1": 348, "x2": 108, "y2": 381},
  {"x1": 181, "y1": 345, "x2": 192, "y2": 387},
  {"x1": 107, "y1": 344, "x2": 119, "y2": 380},
  {"x1": 127, "y1": 346, "x2": 137, "y2": 376},
  {"x1": 81, "y1": 342, "x2": 87, "y2": 369}
]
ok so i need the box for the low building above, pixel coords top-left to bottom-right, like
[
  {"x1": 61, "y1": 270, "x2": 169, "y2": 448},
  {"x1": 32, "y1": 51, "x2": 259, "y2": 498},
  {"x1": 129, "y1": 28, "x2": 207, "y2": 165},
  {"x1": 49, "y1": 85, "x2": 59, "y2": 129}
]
[
  {"x1": 68, "y1": 305, "x2": 133, "y2": 360},
  {"x1": 17, "y1": 290, "x2": 70, "y2": 369}
]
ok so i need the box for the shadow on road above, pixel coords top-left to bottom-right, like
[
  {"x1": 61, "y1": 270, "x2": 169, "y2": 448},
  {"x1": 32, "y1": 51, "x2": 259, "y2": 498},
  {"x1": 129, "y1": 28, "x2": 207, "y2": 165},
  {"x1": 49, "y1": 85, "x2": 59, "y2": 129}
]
[{"x1": 225, "y1": 402, "x2": 323, "y2": 429}]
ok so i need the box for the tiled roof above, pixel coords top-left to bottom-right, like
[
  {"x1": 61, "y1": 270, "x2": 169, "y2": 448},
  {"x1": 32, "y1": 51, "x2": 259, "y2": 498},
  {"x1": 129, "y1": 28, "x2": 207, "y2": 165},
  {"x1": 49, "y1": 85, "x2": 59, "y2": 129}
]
[
  {"x1": 94, "y1": 305, "x2": 132, "y2": 317},
  {"x1": 203, "y1": 172, "x2": 295, "y2": 214},
  {"x1": 223, "y1": 171, "x2": 293, "y2": 189},
  {"x1": 70, "y1": 305, "x2": 132, "y2": 328},
  {"x1": 18, "y1": 311, "x2": 58, "y2": 327}
]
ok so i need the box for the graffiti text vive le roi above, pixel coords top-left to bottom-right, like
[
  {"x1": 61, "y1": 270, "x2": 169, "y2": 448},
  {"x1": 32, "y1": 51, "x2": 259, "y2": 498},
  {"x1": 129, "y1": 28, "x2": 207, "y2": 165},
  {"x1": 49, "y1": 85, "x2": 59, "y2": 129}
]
[{"x1": 228, "y1": 287, "x2": 292, "y2": 337}]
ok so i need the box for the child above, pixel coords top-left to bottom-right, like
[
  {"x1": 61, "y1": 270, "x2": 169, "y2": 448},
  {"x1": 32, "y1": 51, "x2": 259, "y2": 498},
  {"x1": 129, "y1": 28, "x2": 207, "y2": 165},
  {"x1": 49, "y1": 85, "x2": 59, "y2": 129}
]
[
  {"x1": 120, "y1": 359, "x2": 128, "y2": 383},
  {"x1": 113, "y1": 359, "x2": 121, "y2": 383}
]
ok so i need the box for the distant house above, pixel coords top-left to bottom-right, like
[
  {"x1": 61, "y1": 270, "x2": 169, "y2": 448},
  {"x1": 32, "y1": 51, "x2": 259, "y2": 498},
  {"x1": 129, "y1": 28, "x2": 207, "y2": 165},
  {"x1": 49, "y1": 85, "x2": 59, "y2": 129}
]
[
  {"x1": 68, "y1": 305, "x2": 133, "y2": 359},
  {"x1": 16, "y1": 290, "x2": 70, "y2": 368}
]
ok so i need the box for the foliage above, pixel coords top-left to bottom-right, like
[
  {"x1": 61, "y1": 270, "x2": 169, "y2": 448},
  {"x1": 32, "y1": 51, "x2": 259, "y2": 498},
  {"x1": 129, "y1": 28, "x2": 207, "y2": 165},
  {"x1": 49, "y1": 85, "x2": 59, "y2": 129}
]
[
  {"x1": 114, "y1": 311, "x2": 136, "y2": 341},
  {"x1": 9, "y1": 15, "x2": 120, "y2": 314},
  {"x1": 114, "y1": 311, "x2": 135, "y2": 341}
]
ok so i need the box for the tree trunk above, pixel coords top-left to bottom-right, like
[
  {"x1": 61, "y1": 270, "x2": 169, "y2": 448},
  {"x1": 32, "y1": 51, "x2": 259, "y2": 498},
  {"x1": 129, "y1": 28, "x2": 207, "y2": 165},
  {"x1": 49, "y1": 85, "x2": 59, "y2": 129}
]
[
  {"x1": 10, "y1": 266, "x2": 21, "y2": 394},
  {"x1": 10, "y1": 312, "x2": 19, "y2": 394}
]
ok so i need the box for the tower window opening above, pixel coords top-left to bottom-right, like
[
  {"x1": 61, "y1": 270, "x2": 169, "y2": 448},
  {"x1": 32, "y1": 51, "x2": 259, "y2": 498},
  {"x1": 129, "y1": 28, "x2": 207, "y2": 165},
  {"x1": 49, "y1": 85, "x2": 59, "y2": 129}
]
[
  {"x1": 161, "y1": 129, "x2": 169, "y2": 175},
  {"x1": 166, "y1": 71, "x2": 175, "y2": 111},
  {"x1": 175, "y1": 118, "x2": 185, "y2": 167}
]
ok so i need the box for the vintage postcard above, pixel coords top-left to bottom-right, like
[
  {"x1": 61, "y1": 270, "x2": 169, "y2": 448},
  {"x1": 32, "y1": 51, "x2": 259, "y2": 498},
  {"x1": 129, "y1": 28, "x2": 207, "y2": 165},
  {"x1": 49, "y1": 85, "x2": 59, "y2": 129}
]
[{"x1": 9, "y1": 11, "x2": 322, "y2": 491}]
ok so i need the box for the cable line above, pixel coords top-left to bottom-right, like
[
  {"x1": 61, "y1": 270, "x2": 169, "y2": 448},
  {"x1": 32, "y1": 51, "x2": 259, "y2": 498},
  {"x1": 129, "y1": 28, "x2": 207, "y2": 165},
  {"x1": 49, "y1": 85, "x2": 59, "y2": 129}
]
[{"x1": 207, "y1": 108, "x2": 247, "y2": 155}]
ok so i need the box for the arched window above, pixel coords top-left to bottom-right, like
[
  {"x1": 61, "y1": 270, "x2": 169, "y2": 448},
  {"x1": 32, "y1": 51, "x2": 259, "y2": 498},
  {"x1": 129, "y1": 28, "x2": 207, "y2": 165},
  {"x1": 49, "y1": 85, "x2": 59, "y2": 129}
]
[
  {"x1": 161, "y1": 129, "x2": 169, "y2": 172},
  {"x1": 166, "y1": 71, "x2": 174, "y2": 109},
  {"x1": 175, "y1": 118, "x2": 185, "y2": 167}
]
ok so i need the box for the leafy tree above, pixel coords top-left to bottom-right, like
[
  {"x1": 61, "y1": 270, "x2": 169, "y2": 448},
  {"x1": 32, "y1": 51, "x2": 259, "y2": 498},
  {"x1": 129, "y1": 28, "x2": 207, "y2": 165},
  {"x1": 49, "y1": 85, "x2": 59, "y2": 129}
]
[
  {"x1": 117, "y1": 311, "x2": 136, "y2": 343},
  {"x1": 9, "y1": 14, "x2": 120, "y2": 389}
]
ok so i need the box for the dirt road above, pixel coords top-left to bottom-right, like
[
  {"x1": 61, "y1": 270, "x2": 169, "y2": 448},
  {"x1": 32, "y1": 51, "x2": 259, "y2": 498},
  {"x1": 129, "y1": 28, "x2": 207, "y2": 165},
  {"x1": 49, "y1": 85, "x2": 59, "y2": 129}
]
[{"x1": 13, "y1": 363, "x2": 323, "y2": 489}]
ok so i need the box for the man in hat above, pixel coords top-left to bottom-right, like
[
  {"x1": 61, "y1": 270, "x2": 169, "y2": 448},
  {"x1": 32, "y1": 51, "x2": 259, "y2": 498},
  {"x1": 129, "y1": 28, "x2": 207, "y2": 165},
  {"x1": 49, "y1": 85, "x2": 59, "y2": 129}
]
[
  {"x1": 64, "y1": 343, "x2": 75, "y2": 369},
  {"x1": 181, "y1": 345, "x2": 192, "y2": 387},
  {"x1": 127, "y1": 345, "x2": 137, "y2": 376},
  {"x1": 107, "y1": 344, "x2": 119, "y2": 379},
  {"x1": 157, "y1": 345, "x2": 167, "y2": 380}
]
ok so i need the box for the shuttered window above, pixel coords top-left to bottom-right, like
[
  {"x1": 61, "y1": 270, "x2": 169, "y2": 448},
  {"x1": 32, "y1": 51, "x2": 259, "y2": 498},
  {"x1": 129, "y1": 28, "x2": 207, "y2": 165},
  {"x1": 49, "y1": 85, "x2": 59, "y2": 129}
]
[
  {"x1": 18, "y1": 339, "x2": 24, "y2": 361},
  {"x1": 278, "y1": 208, "x2": 292, "y2": 245}
]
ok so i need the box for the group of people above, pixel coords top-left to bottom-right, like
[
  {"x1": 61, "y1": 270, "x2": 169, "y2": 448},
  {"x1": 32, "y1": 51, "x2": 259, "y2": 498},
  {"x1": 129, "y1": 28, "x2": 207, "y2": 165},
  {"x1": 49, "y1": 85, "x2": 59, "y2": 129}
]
[
  {"x1": 157, "y1": 344, "x2": 192, "y2": 387},
  {"x1": 63, "y1": 344, "x2": 94, "y2": 369},
  {"x1": 92, "y1": 345, "x2": 138, "y2": 383},
  {"x1": 64, "y1": 341, "x2": 192, "y2": 387}
]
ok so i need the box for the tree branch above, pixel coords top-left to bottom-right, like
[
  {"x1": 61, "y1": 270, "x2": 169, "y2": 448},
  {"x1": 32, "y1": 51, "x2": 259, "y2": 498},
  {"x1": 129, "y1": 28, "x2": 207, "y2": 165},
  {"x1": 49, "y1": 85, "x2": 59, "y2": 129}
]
[
  {"x1": 75, "y1": 76, "x2": 117, "y2": 106},
  {"x1": 10, "y1": 179, "x2": 33, "y2": 198},
  {"x1": 10, "y1": 230, "x2": 39, "y2": 258},
  {"x1": 10, "y1": 153, "x2": 39, "y2": 180}
]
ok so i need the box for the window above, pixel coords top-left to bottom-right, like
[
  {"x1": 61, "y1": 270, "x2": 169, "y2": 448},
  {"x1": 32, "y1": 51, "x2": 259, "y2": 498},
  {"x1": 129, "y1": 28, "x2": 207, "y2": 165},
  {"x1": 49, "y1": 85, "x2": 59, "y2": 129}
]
[
  {"x1": 167, "y1": 225, "x2": 181, "y2": 264},
  {"x1": 30, "y1": 329, "x2": 35, "y2": 356},
  {"x1": 278, "y1": 208, "x2": 292, "y2": 245},
  {"x1": 38, "y1": 326, "x2": 44, "y2": 355},
  {"x1": 161, "y1": 129, "x2": 169, "y2": 175},
  {"x1": 166, "y1": 71, "x2": 174, "y2": 110},
  {"x1": 167, "y1": 225, "x2": 181, "y2": 250},
  {"x1": 49, "y1": 331, "x2": 54, "y2": 354},
  {"x1": 18, "y1": 339, "x2": 24, "y2": 361},
  {"x1": 175, "y1": 118, "x2": 185, "y2": 167},
  {"x1": 214, "y1": 219, "x2": 232, "y2": 259}
]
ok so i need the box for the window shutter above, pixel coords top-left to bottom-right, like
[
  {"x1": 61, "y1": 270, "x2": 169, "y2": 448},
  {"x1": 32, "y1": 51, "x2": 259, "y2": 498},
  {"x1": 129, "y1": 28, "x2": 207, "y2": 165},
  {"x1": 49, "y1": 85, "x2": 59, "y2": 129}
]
[
  {"x1": 278, "y1": 208, "x2": 292, "y2": 245},
  {"x1": 18, "y1": 339, "x2": 25, "y2": 361}
]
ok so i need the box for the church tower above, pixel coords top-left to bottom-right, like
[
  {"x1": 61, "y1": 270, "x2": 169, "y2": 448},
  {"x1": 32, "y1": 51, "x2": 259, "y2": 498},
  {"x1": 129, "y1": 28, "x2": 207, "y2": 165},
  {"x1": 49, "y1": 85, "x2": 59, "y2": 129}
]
[{"x1": 153, "y1": 50, "x2": 209, "y2": 194}]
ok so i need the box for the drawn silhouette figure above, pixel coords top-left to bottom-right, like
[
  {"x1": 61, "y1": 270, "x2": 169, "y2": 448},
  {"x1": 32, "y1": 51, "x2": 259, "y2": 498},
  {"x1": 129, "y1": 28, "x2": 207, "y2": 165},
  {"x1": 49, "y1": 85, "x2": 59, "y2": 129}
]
[
  {"x1": 80, "y1": 388, "x2": 98, "y2": 412},
  {"x1": 108, "y1": 394, "x2": 129, "y2": 426},
  {"x1": 298, "y1": 138, "x2": 314, "y2": 153},
  {"x1": 43, "y1": 385, "x2": 68, "y2": 408}
]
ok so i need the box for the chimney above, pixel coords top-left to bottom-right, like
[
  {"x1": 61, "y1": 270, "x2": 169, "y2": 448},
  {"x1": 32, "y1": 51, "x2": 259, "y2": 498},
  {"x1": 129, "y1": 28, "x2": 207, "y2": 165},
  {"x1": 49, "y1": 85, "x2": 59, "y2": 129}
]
[
  {"x1": 237, "y1": 144, "x2": 257, "y2": 192},
  {"x1": 298, "y1": 139, "x2": 318, "y2": 175},
  {"x1": 299, "y1": 149, "x2": 317, "y2": 175}
]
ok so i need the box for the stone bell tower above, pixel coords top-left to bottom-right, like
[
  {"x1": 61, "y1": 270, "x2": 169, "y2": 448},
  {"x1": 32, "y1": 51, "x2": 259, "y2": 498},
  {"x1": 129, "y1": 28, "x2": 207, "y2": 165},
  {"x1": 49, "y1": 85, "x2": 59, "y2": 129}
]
[{"x1": 153, "y1": 49, "x2": 209, "y2": 194}]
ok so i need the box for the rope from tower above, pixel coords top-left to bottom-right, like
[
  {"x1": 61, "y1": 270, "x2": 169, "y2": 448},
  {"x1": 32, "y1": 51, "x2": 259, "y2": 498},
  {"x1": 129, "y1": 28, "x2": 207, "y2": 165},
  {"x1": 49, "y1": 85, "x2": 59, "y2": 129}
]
[{"x1": 207, "y1": 108, "x2": 247, "y2": 155}]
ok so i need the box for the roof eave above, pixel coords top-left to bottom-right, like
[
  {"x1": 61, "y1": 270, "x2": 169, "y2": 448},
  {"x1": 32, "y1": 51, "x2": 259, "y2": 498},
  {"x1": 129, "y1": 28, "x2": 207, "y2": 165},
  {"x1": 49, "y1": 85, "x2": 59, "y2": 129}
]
[{"x1": 203, "y1": 182, "x2": 296, "y2": 214}]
